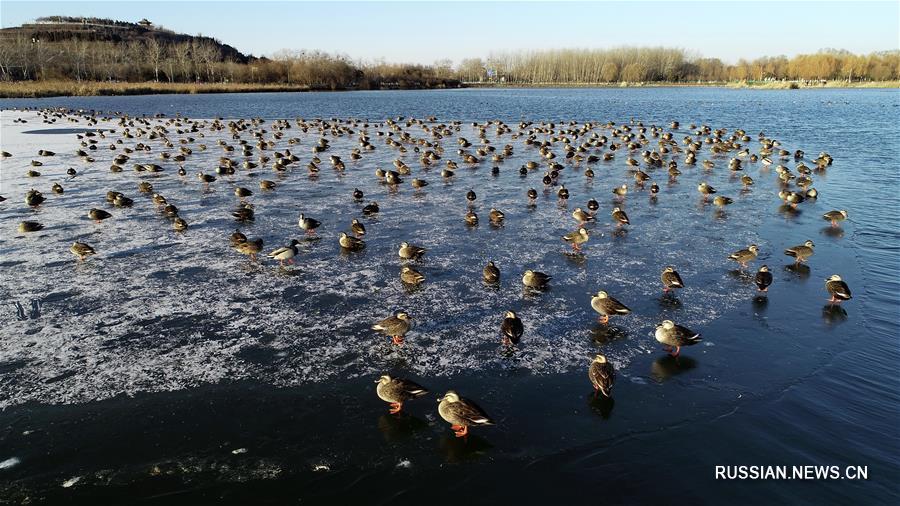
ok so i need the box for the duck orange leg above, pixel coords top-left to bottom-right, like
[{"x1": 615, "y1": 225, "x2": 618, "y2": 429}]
[
  {"x1": 454, "y1": 425, "x2": 469, "y2": 438},
  {"x1": 598, "y1": 315, "x2": 609, "y2": 324},
  {"x1": 669, "y1": 346, "x2": 681, "y2": 357},
  {"x1": 392, "y1": 335, "x2": 404, "y2": 345},
  {"x1": 389, "y1": 402, "x2": 402, "y2": 414}
]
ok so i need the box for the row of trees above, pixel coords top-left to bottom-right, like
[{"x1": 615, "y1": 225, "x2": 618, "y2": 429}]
[
  {"x1": 0, "y1": 34, "x2": 897, "y2": 86},
  {"x1": 474, "y1": 47, "x2": 900, "y2": 83}
]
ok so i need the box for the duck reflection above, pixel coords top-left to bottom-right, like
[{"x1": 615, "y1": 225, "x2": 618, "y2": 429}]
[
  {"x1": 821, "y1": 304, "x2": 849, "y2": 325},
  {"x1": 563, "y1": 251, "x2": 587, "y2": 267},
  {"x1": 439, "y1": 433, "x2": 492, "y2": 463},
  {"x1": 611, "y1": 228, "x2": 628, "y2": 239},
  {"x1": 820, "y1": 226, "x2": 845, "y2": 239},
  {"x1": 778, "y1": 204, "x2": 801, "y2": 219},
  {"x1": 377, "y1": 413, "x2": 429, "y2": 443},
  {"x1": 651, "y1": 354, "x2": 698, "y2": 382},
  {"x1": 658, "y1": 294, "x2": 683, "y2": 309},
  {"x1": 589, "y1": 324, "x2": 628, "y2": 344},
  {"x1": 727, "y1": 269, "x2": 753, "y2": 282},
  {"x1": 752, "y1": 295, "x2": 769, "y2": 312},
  {"x1": 784, "y1": 263, "x2": 811, "y2": 280},
  {"x1": 588, "y1": 392, "x2": 615, "y2": 420}
]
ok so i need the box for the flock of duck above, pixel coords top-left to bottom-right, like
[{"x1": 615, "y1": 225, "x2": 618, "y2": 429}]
[{"x1": 3, "y1": 108, "x2": 853, "y2": 438}]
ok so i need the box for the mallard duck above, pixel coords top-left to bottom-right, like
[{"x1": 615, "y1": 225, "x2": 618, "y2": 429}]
[
  {"x1": 612, "y1": 184, "x2": 628, "y2": 198},
  {"x1": 351, "y1": 218, "x2": 366, "y2": 236},
  {"x1": 483, "y1": 261, "x2": 500, "y2": 283},
  {"x1": 822, "y1": 210, "x2": 848, "y2": 227},
  {"x1": 139, "y1": 181, "x2": 154, "y2": 193},
  {"x1": 465, "y1": 210, "x2": 478, "y2": 226},
  {"x1": 805, "y1": 188, "x2": 818, "y2": 199},
  {"x1": 235, "y1": 187, "x2": 253, "y2": 198},
  {"x1": 728, "y1": 244, "x2": 759, "y2": 268},
  {"x1": 489, "y1": 208, "x2": 505, "y2": 225},
  {"x1": 401, "y1": 266, "x2": 425, "y2": 285},
  {"x1": 784, "y1": 240, "x2": 814, "y2": 264},
  {"x1": 372, "y1": 311, "x2": 411, "y2": 345},
  {"x1": 411, "y1": 178, "x2": 429, "y2": 189},
  {"x1": 649, "y1": 182, "x2": 659, "y2": 196},
  {"x1": 18, "y1": 221, "x2": 44, "y2": 233},
  {"x1": 741, "y1": 175, "x2": 754, "y2": 187},
  {"x1": 655, "y1": 320, "x2": 702, "y2": 356},
  {"x1": 232, "y1": 205, "x2": 254, "y2": 222},
  {"x1": 298, "y1": 214, "x2": 321, "y2": 234},
  {"x1": 375, "y1": 375, "x2": 428, "y2": 414},
  {"x1": 259, "y1": 180, "x2": 276, "y2": 190},
  {"x1": 164, "y1": 204, "x2": 179, "y2": 218},
  {"x1": 51, "y1": 183, "x2": 64, "y2": 194},
  {"x1": 268, "y1": 239, "x2": 300, "y2": 266},
  {"x1": 785, "y1": 191, "x2": 805, "y2": 208},
  {"x1": 697, "y1": 182, "x2": 716, "y2": 199},
  {"x1": 586, "y1": 198, "x2": 599, "y2": 212},
  {"x1": 437, "y1": 391, "x2": 494, "y2": 438},
  {"x1": 235, "y1": 238, "x2": 264, "y2": 261},
  {"x1": 70, "y1": 241, "x2": 96, "y2": 261},
  {"x1": 562, "y1": 227, "x2": 589, "y2": 251},
  {"x1": 825, "y1": 274, "x2": 852, "y2": 303},
  {"x1": 713, "y1": 196, "x2": 733, "y2": 207},
  {"x1": 362, "y1": 201, "x2": 379, "y2": 215},
  {"x1": 353, "y1": 188, "x2": 364, "y2": 200},
  {"x1": 557, "y1": 185, "x2": 569, "y2": 200},
  {"x1": 399, "y1": 241, "x2": 426, "y2": 260},
  {"x1": 611, "y1": 207, "x2": 629, "y2": 226},
  {"x1": 466, "y1": 189, "x2": 477, "y2": 202},
  {"x1": 500, "y1": 310, "x2": 524, "y2": 345},
  {"x1": 755, "y1": 265, "x2": 773, "y2": 292},
  {"x1": 527, "y1": 188, "x2": 538, "y2": 200},
  {"x1": 197, "y1": 172, "x2": 216, "y2": 183},
  {"x1": 339, "y1": 232, "x2": 365, "y2": 251},
  {"x1": 230, "y1": 230, "x2": 247, "y2": 246},
  {"x1": 591, "y1": 290, "x2": 631, "y2": 324},
  {"x1": 88, "y1": 208, "x2": 112, "y2": 223},
  {"x1": 522, "y1": 269, "x2": 551, "y2": 289},
  {"x1": 588, "y1": 354, "x2": 615, "y2": 398},
  {"x1": 661, "y1": 266, "x2": 684, "y2": 293},
  {"x1": 572, "y1": 207, "x2": 593, "y2": 224},
  {"x1": 113, "y1": 194, "x2": 133, "y2": 207},
  {"x1": 25, "y1": 189, "x2": 45, "y2": 206}
]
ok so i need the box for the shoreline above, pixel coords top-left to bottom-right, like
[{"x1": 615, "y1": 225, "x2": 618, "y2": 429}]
[{"x1": 0, "y1": 79, "x2": 897, "y2": 99}]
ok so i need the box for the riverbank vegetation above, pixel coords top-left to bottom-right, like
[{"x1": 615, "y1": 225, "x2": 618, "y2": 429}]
[{"x1": 0, "y1": 17, "x2": 897, "y2": 97}]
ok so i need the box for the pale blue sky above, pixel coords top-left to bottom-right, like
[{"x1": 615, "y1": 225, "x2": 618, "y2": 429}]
[{"x1": 2, "y1": 1, "x2": 898, "y2": 64}]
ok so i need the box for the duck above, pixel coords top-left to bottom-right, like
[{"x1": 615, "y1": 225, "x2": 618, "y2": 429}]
[
  {"x1": 754, "y1": 265, "x2": 773, "y2": 292},
  {"x1": 500, "y1": 310, "x2": 524, "y2": 345},
  {"x1": 483, "y1": 261, "x2": 500, "y2": 283},
  {"x1": 825, "y1": 274, "x2": 852, "y2": 303},
  {"x1": 784, "y1": 240, "x2": 814, "y2": 264},
  {"x1": 230, "y1": 230, "x2": 247, "y2": 246},
  {"x1": 465, "y1": 210, "x2": 479, "y2": 226},
  {"x1": 785, "y1": 191, "x2": 805, "y2": 208},
  {"x1": 259, "y1": 180, "x2": 276, "y2": 190},
  {"x1": 822, "y1": 210, "x2": 848, "y2": 227},
  {"x1": 411, "y1": 178, "x2": 429, "y2": 189},
  {"x1": 588, "y1": 354, "x2": 615, "y2": 398},
  {"x1": 51, "y1": 183, "x2": 64, "y2": 194},
  {"x1": 713, "y1": 196, "x2": 733, "y2": 207},
  {"x1": 173, "y1": 217, "x2": 188, "y2": 232},
  {"x1": 235, "y1": 238, "x2": 264, "y2": 261},
  {"x1": 25, "y1": 189, "x2": 45, "y2": 206},
  {"x1": 70, "y1": 241, "x2": 96, "y2": 261},
  {"x1": 375, "y1": 375, "x2": 429, "y2": 414},
  {"x1": 489, "y1": 208, "x2": 505, "y2": 225},
  {"x1": 522, "y1": 269, "x2": 551, "y2": 289},
  {"x1": 400, "y1": 266, "x2": 425, "y2": 285},
  {"x1": 298, "y1": 214, "x2": 321, "y2": 234},
  {"x1": 661, "y1": 266, "x2": 685, "y2": 293},
  {"x1": 268, "y1": 239, "x2": 300, "y2": 266},
  {"x1": 399, "y1": 241, "x2": 427, "y2": 260},
  {"x1": 352, "y1": 188, "x2": 364, "y2": 200},
  {"x1": 372, "y1": 311, "x2": 411, "y2": 345},
  {"x1": 362, "y1": 201, "x2": 380, "y2": 215},
  {"x1": 728, "y1": 244, "x2": 759, "y2": 268},
  {"x1": 466, "y1": 189, "x2": 477, "y2": 202},
  {"x1": 697, "y1": 182, "x2": 716, "y2": 199},
  {"x1": 612, "y1": 184, "x2": 628, "y2": 198},
  {"x1": 351, "y1": 218, "x2": 366, "y2": 236},
  {"x1": 234, "y1": 187, "x2": 253, "y2": 198},
  {"x1": 18, "y1": 221, "x2": 44, "y2": 233},
  {"x1": 339, "y1": 232, "x2": 365, "y2": 251},
  {"x1": 232, "y1": 204, "x2": 254, "y2": 222},
  {"x1": 437, "y1": 391, "x2": 494, "y2": 438},
  {"x1": 138, "y1": 181, "x2": 153, "y2": 193},
  {"x1": 527, "y1": 188, "x2": 538, "y2": 200},
  {"x1": 197, "y1": 172, "x2": 216, "y2": 184},
  {"x1": 572, "y1": 207, "x2": 593, "y2": 224},
  {"x1": 591, "y1": 290, "x2": 631, "y2": 324},
  {"x1": 88, "y1": 208, "x2": 112, "y2": 223},
  {"x1": 562, "y1": 227, "x2": 590, "y2": 251},
  {"x1": 611, "y1": 207, "x2": 629, "y2": 226},
  {"x1": 557, "y1": 185, "x2": 569, "y2": 200},
  {"x1": 655, "y1": 320, "x2": 702, "y2": 356},
  {"x1": 586, "y1": 198, "x2": 600, "y2": 212},
  {"x1": 741, "y1": 174, "x2": 754, "y2": 187}
]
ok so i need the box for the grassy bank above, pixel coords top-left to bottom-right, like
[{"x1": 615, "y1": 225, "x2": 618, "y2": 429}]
[
  {"x1": 2, "y1": 79, "x2": 898, "y2": 98},
  {"x1": 0, "y1": 81, "x2": 318, "y2": 98}
]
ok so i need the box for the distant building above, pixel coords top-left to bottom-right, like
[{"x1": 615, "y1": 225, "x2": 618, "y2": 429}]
[{"x1": 138, "y1": 18, "x2": 152, "y2": 27}]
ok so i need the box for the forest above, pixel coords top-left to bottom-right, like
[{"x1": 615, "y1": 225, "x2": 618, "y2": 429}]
[{"x1": 0, "y1": 17, "x2": 898, "y2": 90}]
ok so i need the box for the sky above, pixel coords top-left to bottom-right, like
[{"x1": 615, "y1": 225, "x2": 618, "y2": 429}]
[{"x1": 1, "y1": 1, "x2": 898, "y2": 64}]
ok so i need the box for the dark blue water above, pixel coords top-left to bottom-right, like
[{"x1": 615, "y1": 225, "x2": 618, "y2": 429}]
[{"x1": 1, "y1": 88, "x2": 898, "y2": 504}]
